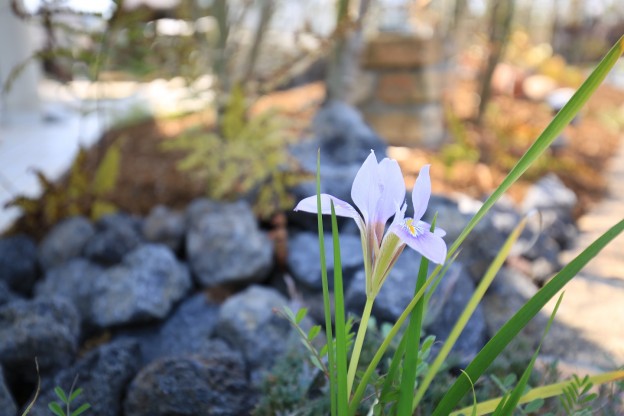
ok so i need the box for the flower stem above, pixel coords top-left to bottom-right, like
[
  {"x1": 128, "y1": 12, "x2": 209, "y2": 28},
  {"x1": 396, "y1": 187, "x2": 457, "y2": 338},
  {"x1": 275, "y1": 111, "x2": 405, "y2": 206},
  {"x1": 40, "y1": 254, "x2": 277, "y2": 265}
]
[{"x1": 347, "y1": 296, "x2": 374, "y2": 397}]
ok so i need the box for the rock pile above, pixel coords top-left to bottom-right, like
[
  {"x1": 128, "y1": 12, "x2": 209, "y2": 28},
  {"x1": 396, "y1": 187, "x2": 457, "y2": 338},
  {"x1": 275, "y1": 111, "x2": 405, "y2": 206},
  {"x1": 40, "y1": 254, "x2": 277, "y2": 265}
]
[{"x1": 0, "y1": 104, "x2": 580, "y2": 414}]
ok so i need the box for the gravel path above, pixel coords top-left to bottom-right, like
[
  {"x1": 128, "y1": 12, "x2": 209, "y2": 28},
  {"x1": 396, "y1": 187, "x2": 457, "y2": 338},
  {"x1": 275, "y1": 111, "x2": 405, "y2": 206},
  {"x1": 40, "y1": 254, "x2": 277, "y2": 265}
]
[{"x1": 541, "y1": 133, "x2": 624, "y2": 371}]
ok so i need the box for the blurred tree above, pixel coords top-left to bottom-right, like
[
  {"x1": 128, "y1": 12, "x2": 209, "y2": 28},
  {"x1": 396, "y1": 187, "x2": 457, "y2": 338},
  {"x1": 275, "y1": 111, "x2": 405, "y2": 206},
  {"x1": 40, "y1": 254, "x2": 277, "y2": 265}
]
[{"x1": 477, "y1": 0, "x2": 516, "y2": 124}]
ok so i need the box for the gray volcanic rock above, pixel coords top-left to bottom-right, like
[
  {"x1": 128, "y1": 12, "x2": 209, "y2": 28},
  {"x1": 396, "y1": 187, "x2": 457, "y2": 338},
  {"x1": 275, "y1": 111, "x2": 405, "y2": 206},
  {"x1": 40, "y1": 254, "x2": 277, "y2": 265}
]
[
  {"x1": 35, "y1": 259, "x2": 104, "y2": 328},
  {"x1": 0, "y1": 297, "x2": 80, "y2": 378},
  {"x1": 91, "y1": 244, "x2": 192, "y2": 327},
  {"x1": 186, "y1": 200, "x2": 273, "y2": 287},
  {"x1": 137, "y1": 292, "x2": 221, "y2": 364},
  {"x1": 25, "y1": 339, "x2": 141, "y2": 416},
  {"x1": 84, "y1": 213, "x2": 143, "y2": 266},
  {"x1": 0, "y1": 234, "x2": 39, "y2": 295},
  {"x1": 142, "y1": 205, "x2": 186, "y2": 253},
  {"x1": 124, "y1": 343, "x2": 251, "y2": 416},
  {"x1": 288, "y1": 232, "x2": 363, "y2": 291},
  {"x1": 346, "y1": 250, "x2": 486, "y2": 365},
  {"x1": 39, "y1": 216, "x2": 95, "y2": 270},
  {"x1": 0, "y1": 367, "x2": 16, "y2": 416},
  {"x1": 215, "y1": 285, "x2": 293, "y2": 383}
]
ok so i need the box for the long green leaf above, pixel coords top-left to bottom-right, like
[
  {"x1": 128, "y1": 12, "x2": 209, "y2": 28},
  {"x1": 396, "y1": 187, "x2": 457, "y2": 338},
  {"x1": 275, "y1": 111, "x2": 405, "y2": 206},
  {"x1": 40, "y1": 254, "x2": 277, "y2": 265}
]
[
  {"x1": 494, "y1": 292, "x2": 564, "y2": 416},
  {"x1": 447, "y1": 35, "x2": 623, "y2": 261},
  {"x1": 432, "y1": 219, "x2": 624, "y2": 415},
  {"x1": 451, "y1": 370, "x2": 624, "y2": 416},
  {"x1": 316, "y1": 150, "x2": 337, "y2": 416},
  {"x1": 330, "y1": 201, "x2": 349, "y2": 415},
  {"x1": 414, "y1": 216, "x2": 528, "y2": 409},
  {"x1": 396, "y1": 219, "x2": 435, "y2": 414}
]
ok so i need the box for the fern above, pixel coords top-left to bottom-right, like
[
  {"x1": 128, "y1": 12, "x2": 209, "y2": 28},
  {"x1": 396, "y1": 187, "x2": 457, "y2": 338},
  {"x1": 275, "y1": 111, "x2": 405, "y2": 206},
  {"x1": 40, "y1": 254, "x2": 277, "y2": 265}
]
[
  {"x1": 560, "y1": 374, "x2": 599, "y2": 416},
  {"x1": 48, "y1": 383, "x2": 91, "y2": 416},
  {"x1": 162, "y1": 86, "x2": 310, "y2": 220},
  {"x1": 5, "y1": 140, "x2": 122, "y2": 238}
]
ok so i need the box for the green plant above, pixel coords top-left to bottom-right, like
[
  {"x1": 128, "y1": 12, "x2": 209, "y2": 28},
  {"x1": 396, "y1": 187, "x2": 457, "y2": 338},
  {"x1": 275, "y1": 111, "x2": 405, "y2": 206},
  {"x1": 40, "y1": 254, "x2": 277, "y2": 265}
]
[
  {"x1": 162, "y1": 85, "x2": 310, "y2": 219},
  {"x1": 5, "y1": 139, "x2": 121, "y2": 238},
  {"x1": 287, "y1": 35, "x2": 624, "y2": 416},
  {"x1": 48, "y1": 386, "x2": 90, "y2": 416}
]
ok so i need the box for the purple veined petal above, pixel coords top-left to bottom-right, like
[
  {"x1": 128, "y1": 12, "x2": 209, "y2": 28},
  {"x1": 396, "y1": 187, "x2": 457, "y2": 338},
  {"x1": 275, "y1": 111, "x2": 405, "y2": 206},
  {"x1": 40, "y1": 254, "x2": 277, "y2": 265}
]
[
  {"x1": 351, "y1": 150, "x2": 381, "y2": 224},
  {"x1": 411, "y1": 165, "x2": 431, "y2": 222},
  {"x1": 294, "y1": 194, "x2": 361, "y2": 220},
  {"x1": 417, "y1": 220, "x2": 447, "y2": 238},
  {"x1": 393, "y1": 226, "x2": 447, "y2": 265},
  {"x1": 375, "y1": 158, "x2": 406, "y2": 225}
]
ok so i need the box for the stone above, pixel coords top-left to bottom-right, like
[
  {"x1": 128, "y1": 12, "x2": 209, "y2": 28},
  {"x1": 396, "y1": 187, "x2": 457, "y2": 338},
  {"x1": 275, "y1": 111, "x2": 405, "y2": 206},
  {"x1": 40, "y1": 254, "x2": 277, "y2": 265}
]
[
  {"x1": 287, "y1": 232, "x2": 363, "y2": 291},
  {"x1": 35, "y1": 259, "x2": 104, "y2": 328},
  {"x1": 522, "y1": 175, "x2": 578, "y2": 249},
  {"x1": 346, "y1": 251, "x2": 486, "y2": 365},
  {"x1": 215, "y1": 285, "x2": 293, "y2": 383},
  {"x1": 0, "y1": 367, "x2": 16, "y2": 416},
  {"x1": 425, "y1": 262, "x2": 488, "y2": 366},
  {"x1": 0, "y1": 280, "x2": 20, "y2": 307},
  {"x1": 186, "y1": 200, "x2": 273, "y2": 287},
  {"x1": 83, "y1": 213, "x2": 143, "y2": 266},
  {"x1": 0, "y1": 234, "x2": 39, "y2": 295},
  {"x1": 38, "y1": 216, "x2": 95, "y2": 270},
  {"x1": 0, "y1": 297, "x2": 80, "y2": 379},
  {"x1": 312, "y1": 100, "x2": 387, "y2": 165},
  {"x1": 91, "y1": 244, "x2": 192, "y2": 327},
  {"x1": 25, "y1": 339, "x2": 141, "y2": 416},
  {"x1": 124, "y1": 344, "x2": 251, "y2": 416},
  {"x1": 137, "y1": 292, "x2": 221, "y2": 364},
  {"x1": 142, "y1": 205, "x2": 186, "y2": 253}
]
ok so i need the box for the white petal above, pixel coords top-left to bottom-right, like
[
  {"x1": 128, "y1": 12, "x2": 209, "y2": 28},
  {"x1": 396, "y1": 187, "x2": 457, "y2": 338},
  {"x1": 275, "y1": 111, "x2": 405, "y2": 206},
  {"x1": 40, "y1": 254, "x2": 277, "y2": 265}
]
[
  {"x1": 393, "y1": 226, "x2": 447, "y2": 264},
  {"x1": 294, "y1": 194, "x2": 360, "y2": 220},
  {"x1": 412, "y1": 165, "x2": 431, "y2": 222},
  {"x1": 375, "y1": 158, "x2": 406, "y2": 225},
  {"x1": 351, "y1": 150, "x2": 380, "y2": 224}
]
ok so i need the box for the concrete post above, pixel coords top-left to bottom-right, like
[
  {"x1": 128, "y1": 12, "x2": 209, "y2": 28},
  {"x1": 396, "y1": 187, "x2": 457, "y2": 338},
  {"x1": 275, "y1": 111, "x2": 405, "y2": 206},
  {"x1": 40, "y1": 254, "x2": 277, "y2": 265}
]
[{"x1": 0, "y1": 0, "x2": 41, "y2": 121}]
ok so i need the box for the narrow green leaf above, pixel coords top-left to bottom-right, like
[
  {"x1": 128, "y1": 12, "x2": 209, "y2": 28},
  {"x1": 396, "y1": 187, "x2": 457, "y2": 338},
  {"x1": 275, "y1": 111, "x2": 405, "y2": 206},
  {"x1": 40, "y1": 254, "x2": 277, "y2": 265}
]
[
  {"x1": 308, "y1": 325, "x2": 321, "y2": 341},
  {"x1": 317, "y1": 150, "x2": 336, "y2": 416},
  {"x1": 48, "y1": 402, "x2": 65, "y2": 416},
  {"x1": 495, "y1": 292, "x2": 564, "y2": 416},
  {"x1": 396, "y1": 220, "x2": 433, "y2": 414},
  {"x1": 54, "y1": 387, "x2": 68, "y2": 404},
  {"x1": 68, "y1": 388, "x2": 83, "y2": 403},
  {"x1": 295, "y1": 308, "x2": 307, "y2": 325},
  {"x1": 446, "y1": 35, "x2": 624, "y2": 263},
  {"x1": 414, "y1": 216, "x2": 529, "y2": 410},
  {"x1": 71, "y1": 403, "x2": 91, "y2": 416},
  {"x1": 436, "y1": 219, "x2": 624, "y2": 415},
  {"x1": 330, "y1": 201, "x2": 349, "y2": 415},
  {"x1": 451, "y1": 370, "x2": 624, "y2": 415}
]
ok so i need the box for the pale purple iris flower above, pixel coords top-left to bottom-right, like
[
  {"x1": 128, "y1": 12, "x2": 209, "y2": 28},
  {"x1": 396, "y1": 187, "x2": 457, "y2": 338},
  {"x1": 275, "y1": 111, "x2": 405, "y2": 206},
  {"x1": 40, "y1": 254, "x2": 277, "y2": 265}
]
[{"x1": 294, "y1": 151, "x2": 446, "y2": 297}]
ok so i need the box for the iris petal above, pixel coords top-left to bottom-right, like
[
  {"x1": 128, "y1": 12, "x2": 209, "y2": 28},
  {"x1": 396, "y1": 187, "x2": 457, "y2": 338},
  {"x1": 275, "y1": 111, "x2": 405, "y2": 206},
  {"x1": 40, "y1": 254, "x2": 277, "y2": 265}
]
[
  {"x1": 375, "y1": 158, "x2": 406, "y2": 225},
  {"x1": 412, "y1": 165, "x2": 431, "y2": 222},
  {"x1": 294, "y1": 194, "x2": 361, "y2": 220},
  {"x1": 393, "y1": 226, "x2": 447, "y2": 264},
  {"x1": 351, "y1": 151, "x2": 380, "y2": 223}
]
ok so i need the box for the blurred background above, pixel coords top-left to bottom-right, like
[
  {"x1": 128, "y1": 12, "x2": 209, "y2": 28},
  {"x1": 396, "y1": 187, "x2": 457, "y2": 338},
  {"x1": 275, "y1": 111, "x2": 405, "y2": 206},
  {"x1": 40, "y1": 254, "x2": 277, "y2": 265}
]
[{"x1": 1, "y1": 0, "x2": 623, "y2": 235}]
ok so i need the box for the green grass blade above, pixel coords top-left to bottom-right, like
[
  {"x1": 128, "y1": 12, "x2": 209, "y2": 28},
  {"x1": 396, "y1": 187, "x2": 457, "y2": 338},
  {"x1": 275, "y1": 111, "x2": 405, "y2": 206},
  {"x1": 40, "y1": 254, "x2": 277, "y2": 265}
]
[
  {"x1": 414, "y1": 216, "x2": 528, "y2": 410},
  {"x1": 396, "y1": 219, "x2": 436, "y2": 414},
  {"x1": 432, "y1": 219, "x2": 624, "y2": 415},
  {"x1": 451, "y1": 370, "x2": 624, "y2": 416},
  {"x1": 494, "y1": 292, "x2": 564, "y2": 416},
  {"x1": 378, "y1": 331, "x2": 408, "y2": 410},
  {"x1": 316, "y1": 150, "x2": 337, "y2": 416},
  {"x1": 330, "y1": 201, "x2": 349, "y2": 415},
  {"x1": 446, "y1": 35, "x2": 623, "y2": 262}
]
